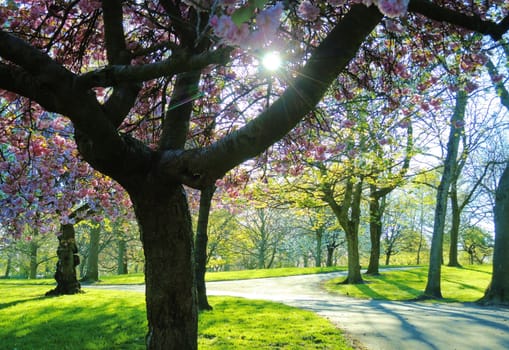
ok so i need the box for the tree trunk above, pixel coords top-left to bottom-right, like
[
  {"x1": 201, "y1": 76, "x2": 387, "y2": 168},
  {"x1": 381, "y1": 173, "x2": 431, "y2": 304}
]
[
  {"x1": 117, "y1": 239, "x2": 128, "y2": 275},
  {"x1": 343, "y1": 228, "x2": 363, "y2": 284},
  {"x1": 195, "y1": 185, "x2": 215, "y2": 311},
  {"x1": 131, "y1": 183, "x2": 197, "y2": 350},
  {"x1": 366, "y1": 186, "x2": 384, "y2": 275},
  {"x1": 326, "y1": 246, "x2": 333, "y2": 267},
  {"x1": 46, "y1": 223, "x2": 82, "y2": 296},
  {"x1": 385, "y1": 250, "x2": 391, "y2": 266},
  {"x1": 82, "y1": 225, "x2": 100, "y2": 282},
  {"x1": 424, "y1": 89, "x2": 467, "y2": 299},
  {"x1": 479, "y1": 163, "x2": 509, "y2": 305},
  {"x1": 3, "y1": 253, "x2": 12, "y2": 278},
  {"x1": 328, "y1": 180, "x2": 364, "y2": 284},
  {"x1": 315, "y1": 229, "x2": 323, "y2": 267},
  {"x1": 448, "y1": 179, "x2": 462, "y2": 267},
  {"x1": 29, "y1": 240, "x2": 38, "y2": 279}
]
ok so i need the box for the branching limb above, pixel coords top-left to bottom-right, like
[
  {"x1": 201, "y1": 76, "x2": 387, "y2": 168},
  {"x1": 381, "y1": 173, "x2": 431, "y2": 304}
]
[
  {"x1": 408, "y1": 0, "x2": 509, "y2": 41},
  {"x1": 76, "y1": 48, "x2": 231, "y2": 89}
]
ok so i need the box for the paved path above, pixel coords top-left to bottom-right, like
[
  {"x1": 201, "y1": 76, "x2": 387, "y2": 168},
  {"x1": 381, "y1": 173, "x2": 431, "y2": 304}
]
[{"x1": 88, "y1": 271, "x2": 509, "y2": 350}]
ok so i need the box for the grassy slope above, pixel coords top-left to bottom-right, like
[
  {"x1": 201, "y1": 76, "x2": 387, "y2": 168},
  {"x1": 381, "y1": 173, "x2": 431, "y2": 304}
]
[
  {"x1": 0, "y1": 282, "x2": 352, "y2": 350},
  {"x1": 95, "y1": 266, "x2": 346, "y2": 285},
  {"x1": 324, "y1": 265, "x2": 492, "y2": 302}
]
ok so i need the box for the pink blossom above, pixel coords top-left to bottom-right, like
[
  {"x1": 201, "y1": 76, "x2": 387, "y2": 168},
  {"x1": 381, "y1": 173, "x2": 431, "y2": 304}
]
[
  {"x1": 341, "y1": 119, "x2": 356, "y2": 128},
  {"x1": 298, "y1": 1, "x2": 320, "y2": 22},
  {"x1": 377, "y1": 0, "x2": 409, "y2": 18}
]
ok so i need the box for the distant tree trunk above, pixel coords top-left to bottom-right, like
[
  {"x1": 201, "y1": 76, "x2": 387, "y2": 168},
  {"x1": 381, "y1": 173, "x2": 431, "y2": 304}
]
[
  {"x1": 315, "y1": 229, "x2": 323, "y2": 267},
  {"x1": 448, "y1": 179, "x2": 462, "y2": 267},
  {"x1": 385, "y1": 250, "x2": 391, "y2": 266},
  {"x1": 424, "y1": 89, "x2": 467, "y2": 299},
  {"x1": 195, "y1": 185, "x2": 215, "y2": 311},
  {"x1": 82, "y1": 225, "x2": 100, "y2": 282},
  {"x1": 326, "y1": 179, "x2": 364, "y2": 284},
  {"x1": 117, "y1": 239, "x2": 128, "y2": 275},
  {"x1": 326, "y1": 246, "x2": 334, "y2": 267},
  {"x1": 479, "y1": 163, "x2": 509, "y2": 305},
  {"x1": 29, "y1": 240, "x2": 38, "y2": 279},
  {"x1": 366, "y1": 186, "x2": 385, "y2": 275},
  {"x1": 4, "y1": 253, "x2": 12, "y2": 278},
  {"x1": 46, "y1": 223, "x2": 82, "y2": 295}
]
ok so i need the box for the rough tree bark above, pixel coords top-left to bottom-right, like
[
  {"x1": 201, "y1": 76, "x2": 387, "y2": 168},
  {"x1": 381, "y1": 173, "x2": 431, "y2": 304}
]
[
  {"x1": 130, "y1": 183, "x2": 197, "y2": 349},
  {"x1": 424, "y1": 89, "x2": 467, "y2": 299},
  {"x1": 46, "y1": 223, "x2": 82, "y2": 296},
  {"x1": 195, "y1": 185, "x2": 216, "y2": 311},
  {"x1": 478, "y1": 162, "x2": 509, "y2": 305}
]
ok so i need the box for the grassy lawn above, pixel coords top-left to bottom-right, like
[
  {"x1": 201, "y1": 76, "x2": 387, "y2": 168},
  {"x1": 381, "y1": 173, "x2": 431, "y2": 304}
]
[
  {"x1": 97, "y1": 266, "x2": 346, "y2": 285},
  {"x1": 0, "y1": 281, "x2": 353, "y2": 350},
  {"x1": 324, "y1": 265, "x2": 492, "y2": 302}
]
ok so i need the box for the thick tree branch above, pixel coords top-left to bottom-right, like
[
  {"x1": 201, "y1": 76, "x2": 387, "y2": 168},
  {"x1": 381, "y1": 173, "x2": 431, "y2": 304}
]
[
  {"x1": 408, "y1": 0, "x2": 509, "y2": 41},
  {"x1": 101, "y1": 0, "x2": 141, "y2": 127},
  {"x1": 76, "y1": 48, "x2": 231, "y2": 89},
  {"x1": 159, "y1": 4, "x2": 383, "y2": 188},
  {"x1": 159, "y1": 71, "x2": 202, "y2": 150}
]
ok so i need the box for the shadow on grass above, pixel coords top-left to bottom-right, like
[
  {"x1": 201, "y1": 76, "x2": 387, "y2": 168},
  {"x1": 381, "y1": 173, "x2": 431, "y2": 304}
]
[
  {"x1": 0, "y1": 295, "x2": 48, "y2": 310},
  {"x1": 0, "y1": 293, "x2": 147, "y2": 350}
]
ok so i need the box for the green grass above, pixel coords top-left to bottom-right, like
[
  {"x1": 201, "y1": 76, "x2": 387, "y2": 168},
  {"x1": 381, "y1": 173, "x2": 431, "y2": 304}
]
[
  {"x1": 96, "y1": 266, "x2": 346, "y2": 285},
  {"x1": 0, "y1": 281, "x2": 352, "y2": 350},
  {"x1": 324, "y1": 265, "x2": 492, "y2": 302}
]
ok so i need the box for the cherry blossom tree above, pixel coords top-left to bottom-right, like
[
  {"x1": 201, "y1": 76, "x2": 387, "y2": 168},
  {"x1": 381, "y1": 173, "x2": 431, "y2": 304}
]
[{"x1": 1, "y1": 0, "x2": 508, "y2": 348}]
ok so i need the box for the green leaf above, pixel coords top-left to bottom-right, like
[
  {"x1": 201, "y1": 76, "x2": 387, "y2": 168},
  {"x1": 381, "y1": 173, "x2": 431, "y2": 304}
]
[
  {"x1": 249, "y1": 0, "x2": 268, "y2": 9},
  {"x1": 231, "y1": 6, "x2": 255, "y2": 27}
]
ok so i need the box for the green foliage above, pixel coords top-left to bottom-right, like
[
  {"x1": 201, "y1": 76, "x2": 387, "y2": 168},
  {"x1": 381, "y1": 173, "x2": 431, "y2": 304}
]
[
  {"x1": 324, "y1": 265, "x2": 492, "y2": 302},
  {"x1": 0, "y1": 282, "x2": 352, "y2": 350}
]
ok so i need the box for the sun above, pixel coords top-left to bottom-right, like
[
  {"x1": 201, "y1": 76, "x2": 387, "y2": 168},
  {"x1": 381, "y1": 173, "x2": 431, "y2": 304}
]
[{"x1": 261, "y1": 51, "x2": 282, "y2": 71}]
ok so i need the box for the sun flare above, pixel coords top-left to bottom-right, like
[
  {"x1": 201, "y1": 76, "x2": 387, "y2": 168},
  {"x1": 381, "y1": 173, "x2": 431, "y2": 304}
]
[{"x1": 261, "y1": 51, "x2": 282, "y2": 71}]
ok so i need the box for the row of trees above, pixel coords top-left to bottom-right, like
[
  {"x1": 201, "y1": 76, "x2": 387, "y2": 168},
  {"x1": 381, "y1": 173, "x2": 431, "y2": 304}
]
[{"x1": 1, "y1": 1, "x2": 509, "y2": 348}]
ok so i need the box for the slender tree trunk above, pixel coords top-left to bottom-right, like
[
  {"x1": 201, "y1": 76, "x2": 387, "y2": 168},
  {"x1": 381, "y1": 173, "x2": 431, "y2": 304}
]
[
  {"x1": 131, "y1": 183, "x2": 197, "y2": 350},
  {"x1": 4, "y1": 253, "x2": 12, "y2": 278},
  {"x1": 195, "y1": 185, "x2": 215, "y2": 311},
  {"x1": 366, "y1": 186, "x2": 384, "y2": 275},
  {"x1": 424, "y1": 89, "x2": 467, "y2": 299},
  {"x1": 117, "y1": 239, "x2": 128, "y2": 275},
  {"x1": 29, "y1": 240, "x2": 38, "y2": 279},
  {"x1": 343, "y1": 228, "x2": 363, "y2": 284},
  {"x1": 385, "y1": 250, "x2": 391, "y2": 266},
  {"x1": 46, "y1": 223, "x2": 82, "y2": 295},
  {"x1": 326, "y1": 245, "x2": 335, "y2": 267},
  {"x1": 82, "y1": 225, "x2": 100, "y2": 282},
  {"x1": 448, "y1": 180, "x2": 462, "y2": 267},
  {"x1": 479, "y1": 163, "x2": 509, "y2": 305},
  {"x1": 315, "y1": 229, "x2": 323, "y2": 267},
  {"x1": 328, "y1": 180, "x2": 364, "y2": 284}
]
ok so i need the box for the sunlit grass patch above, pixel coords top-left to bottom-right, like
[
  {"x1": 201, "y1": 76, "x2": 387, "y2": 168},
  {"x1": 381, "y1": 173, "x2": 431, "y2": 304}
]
[
  {"x1": 324, "y1": 265, "x2": 492, "y2": 302},
  {"x1": 199, "y1": 297, "x2": 352, "y2": 349},
  {"x1": 1, "y1": 283, "x2": 353, "y2": 349},
  {"x1": 94, "y1": 266, "x2": 347, "y2": 285}
]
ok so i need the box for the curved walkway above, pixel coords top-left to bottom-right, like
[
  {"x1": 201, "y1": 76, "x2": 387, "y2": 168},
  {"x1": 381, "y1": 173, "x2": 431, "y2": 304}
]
[{"x1": 88, "y1": 271, "x2": 509, "y2": 350}]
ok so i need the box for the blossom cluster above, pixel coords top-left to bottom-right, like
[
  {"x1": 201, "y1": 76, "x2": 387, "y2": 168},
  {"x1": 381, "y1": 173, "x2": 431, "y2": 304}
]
[
  {"x1": 210, "y1": 2, "x2": 284, "y2": 48},
  {"x1": 205, "y1": 0, "x2": 410, "y2": 48}
]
